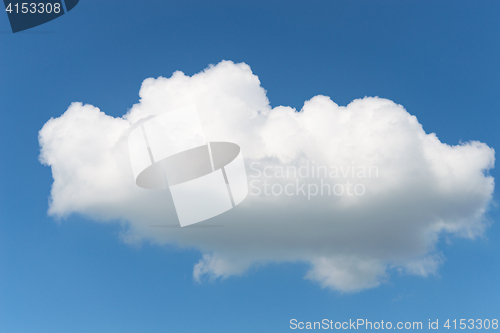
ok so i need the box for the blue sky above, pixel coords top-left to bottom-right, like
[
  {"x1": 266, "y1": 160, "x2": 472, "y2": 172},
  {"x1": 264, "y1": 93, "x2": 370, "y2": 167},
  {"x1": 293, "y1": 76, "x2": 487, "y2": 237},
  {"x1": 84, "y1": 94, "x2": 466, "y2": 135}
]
[{"x1": 1, "y1": 1, "x2": 499, "y2": 332}]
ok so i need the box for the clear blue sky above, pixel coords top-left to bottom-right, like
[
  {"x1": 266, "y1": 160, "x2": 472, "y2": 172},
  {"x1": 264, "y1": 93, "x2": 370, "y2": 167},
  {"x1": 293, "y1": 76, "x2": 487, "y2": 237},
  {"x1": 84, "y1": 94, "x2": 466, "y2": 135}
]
[{"x1": 1, "y1": 1, "x2": 499, "y2": 332}]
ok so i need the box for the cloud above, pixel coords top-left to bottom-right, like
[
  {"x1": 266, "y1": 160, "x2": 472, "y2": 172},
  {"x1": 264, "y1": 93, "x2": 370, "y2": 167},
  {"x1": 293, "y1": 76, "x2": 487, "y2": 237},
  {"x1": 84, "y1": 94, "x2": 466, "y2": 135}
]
[
  {"x1": 305, "y1": 257, "x2": 387, "y2": 292},
  {"x1": 38, "y1": 60, "x2": 495, "y2": 292}
]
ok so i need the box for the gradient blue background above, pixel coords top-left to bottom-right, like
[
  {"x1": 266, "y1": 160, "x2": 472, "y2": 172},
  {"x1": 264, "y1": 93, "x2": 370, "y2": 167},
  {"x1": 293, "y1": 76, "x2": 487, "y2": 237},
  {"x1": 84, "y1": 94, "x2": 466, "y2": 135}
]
[{"x1": 1, "y1": 1, "x2": 499, "y2": 332}]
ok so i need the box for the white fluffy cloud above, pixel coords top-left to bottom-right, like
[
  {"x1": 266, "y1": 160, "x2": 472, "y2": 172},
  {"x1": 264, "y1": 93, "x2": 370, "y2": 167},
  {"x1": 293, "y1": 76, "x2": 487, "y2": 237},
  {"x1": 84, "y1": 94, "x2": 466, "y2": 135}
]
[{"x1": 39, "y1": 60, "x2": 495, "y2": 292}]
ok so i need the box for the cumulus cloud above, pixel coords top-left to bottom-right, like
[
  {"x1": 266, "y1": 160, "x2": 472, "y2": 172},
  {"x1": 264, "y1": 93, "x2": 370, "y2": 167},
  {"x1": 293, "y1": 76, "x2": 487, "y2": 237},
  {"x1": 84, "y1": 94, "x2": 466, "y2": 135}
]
[{"x1": 38, "y1": 60, "x2": 495, "y2": 292}]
